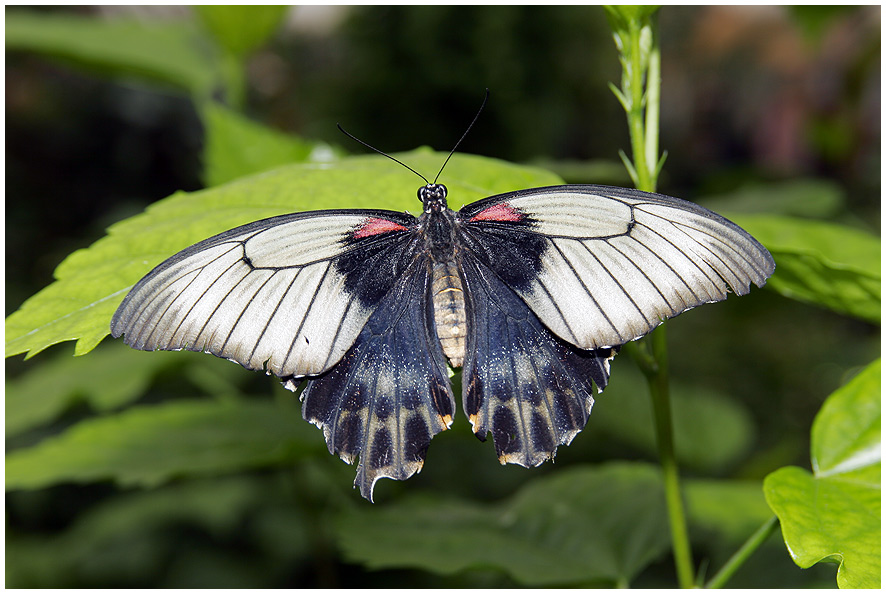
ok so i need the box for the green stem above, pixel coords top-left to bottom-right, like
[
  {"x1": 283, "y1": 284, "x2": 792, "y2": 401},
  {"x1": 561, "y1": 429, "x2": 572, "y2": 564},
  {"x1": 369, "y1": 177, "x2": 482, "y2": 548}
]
[
  {"x1": 648, "y1": 327, "x2": 694, "y2": 588},
  {"x1": 613, "y1": 9, "x2": 693, "y2": 587},
  {"x1": 705, "y1": 516, "x2": 779, "y2": 588},
  {"x1": 644, "y1": 38, "x2": 661, "y2": 188},
  {"x1": 626, "y1": 20, "x2": 652, "y2": 192}
]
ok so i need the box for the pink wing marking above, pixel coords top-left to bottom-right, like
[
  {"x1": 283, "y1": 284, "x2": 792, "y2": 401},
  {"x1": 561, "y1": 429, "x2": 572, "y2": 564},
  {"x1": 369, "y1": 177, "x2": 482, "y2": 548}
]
[
  {"x1": 469, "y1": 202, "x2": 524, "y2": 223},
  {"x1": 353, "y1": 217, "x2": 409, "y2": 239}
]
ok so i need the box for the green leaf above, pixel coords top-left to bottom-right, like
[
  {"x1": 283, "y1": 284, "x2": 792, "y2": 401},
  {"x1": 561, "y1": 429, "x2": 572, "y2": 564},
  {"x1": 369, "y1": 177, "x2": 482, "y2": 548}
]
[
  {"x1": 7, "y1": 342, "x2": 173, "y2": 437},
  {"x1": 5, "y1": 399, "x2": 323, "y2": 490},
  {"x1": 812, "y1": 363, "x2": 881, "y2": 478},
  {"x1": 201, "y1": 101, "x2": 338, "y2": 187},
  {"x1": 729, "y1": 214, "x2": 880, "y2": 323},
  {"x1": 6, "y1": 341, "x2": 250, "y2": 437},
  {"x1": 617, "y1": 149, "x2": 640, "y2": 187},
  {"x1": 607, "y1": 81, "x2": 631, "y2": 111},
  {"x1": 336, "y1": 462, "x2": 670, "y2": 586},
  {"x1": 5, "y1": 153, "x2": 562, "y2": 360},
  {"x1": 195, "y1": 5, "x2": 288, "y2": 57},
  {"x1": 764, "y1": 359, "x2": 881, "y2": 588},
  {"x1": 5, "y1": 10, "x2": 219, "y2": 97}
]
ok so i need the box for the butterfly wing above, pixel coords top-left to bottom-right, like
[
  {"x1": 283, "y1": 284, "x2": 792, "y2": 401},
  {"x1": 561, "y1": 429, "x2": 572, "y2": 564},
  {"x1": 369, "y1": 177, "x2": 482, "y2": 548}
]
[
  {"x1": 297, "y1": 256, "x2": 454, "y2": 501},
  {"x1": 111, "y1": 209, "x2": 420, "y2": 379},
  {"x1": 459, "y1": 251, "x2": 615, "y2": 466},
  {"x1": 458, "y1": 184, "x2": 775, "y2": 350}
]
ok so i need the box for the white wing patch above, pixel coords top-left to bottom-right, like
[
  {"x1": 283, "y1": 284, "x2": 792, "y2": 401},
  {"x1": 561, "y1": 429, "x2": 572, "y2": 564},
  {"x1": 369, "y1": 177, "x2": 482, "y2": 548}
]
[
  {"x1": 509, "y1": 189, "x2": 774, "y2": 350},
  {"x1": 507, "y1": 191, "x2": 632, "y2": 238},
  {"x1": 111, "y1": 212, "x2": 398, "y2": 378},
  {"x1": 243, "y1": 214, "x2": 368, "y2": 267}
]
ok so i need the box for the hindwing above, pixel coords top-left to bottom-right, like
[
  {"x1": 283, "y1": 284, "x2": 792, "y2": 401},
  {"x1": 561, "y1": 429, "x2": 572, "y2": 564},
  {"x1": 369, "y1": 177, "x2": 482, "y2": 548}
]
[
  {"x1": 459, "y1": 252, "x2": 615, "y2": 466},
  {"x1": 297, "y1": 256, "x2": 454, "y2": 501}
]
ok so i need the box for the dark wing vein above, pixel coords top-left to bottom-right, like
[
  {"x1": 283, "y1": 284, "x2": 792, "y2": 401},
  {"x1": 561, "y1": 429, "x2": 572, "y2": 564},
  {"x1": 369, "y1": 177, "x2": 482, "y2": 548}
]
[
  {"x1": 246, "y1": 268, "x2": 301, "y2": 367},
  {"x1": 550, "y1": 239, "x2": 625, "y2": 342},
  {"x1": 219, "y1": 269, "x2": 279, "y2": 355},
  {"x1": 279, "y1": 262, "x2": 332, "y2": 373},
  {"x1": 603, "y1": 238, "x2": 677, "y2": 318},
  {"x1": 644, "y1": 213, "x2": 747, "y2": 289},
  {"x1": 634, "y1": 222, "x2": 706, "y2": 303},
  {"x1": 163, "y1": 251, "x2": 246, "y2": 349},
  {"x1": 193, "y1": 261, "x2": 256, "y2": 349},
  {"x1": 141, "y1": 245, "x2": 242, "y2": 348}
]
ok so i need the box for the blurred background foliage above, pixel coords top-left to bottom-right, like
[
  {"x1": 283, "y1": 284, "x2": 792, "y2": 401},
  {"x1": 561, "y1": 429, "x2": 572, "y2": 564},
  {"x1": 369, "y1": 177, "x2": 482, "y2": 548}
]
[{"x1": 5, "y1": 5, "x2": 880, "y2": 588}]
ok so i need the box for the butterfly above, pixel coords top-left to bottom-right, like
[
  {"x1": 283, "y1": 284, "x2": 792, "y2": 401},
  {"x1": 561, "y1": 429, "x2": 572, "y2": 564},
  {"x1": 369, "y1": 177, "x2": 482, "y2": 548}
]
[
  {"x1": 111, "y1": 95, "x2": 774, "y2": 501},
  {"x1": 111, "y1": 173, "x2": 774, "y2": 500}
]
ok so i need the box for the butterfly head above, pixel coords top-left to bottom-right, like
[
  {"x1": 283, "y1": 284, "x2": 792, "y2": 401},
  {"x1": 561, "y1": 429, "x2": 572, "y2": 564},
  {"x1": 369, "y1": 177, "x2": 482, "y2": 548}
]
[{"x1": 419, "y1": 183, "x2": 449, "y2": 213}]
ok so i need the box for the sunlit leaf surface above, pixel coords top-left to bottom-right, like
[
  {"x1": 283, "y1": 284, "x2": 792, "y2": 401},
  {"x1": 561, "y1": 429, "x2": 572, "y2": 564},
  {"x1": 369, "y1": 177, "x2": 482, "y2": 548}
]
[{"x1": 764, "y1": 359, "x2": 881, "y2": 589}]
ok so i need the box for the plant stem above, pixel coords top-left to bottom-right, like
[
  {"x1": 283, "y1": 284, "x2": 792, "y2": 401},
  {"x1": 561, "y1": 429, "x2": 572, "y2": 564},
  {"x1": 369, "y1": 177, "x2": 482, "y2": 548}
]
[
  {"x1": 649, "y1": 328, "x2": 694, "y2": 588},
  {"x1": 607, "y1": 6, "x2": 695, "y2": 588},
  {"x1": 705, "y1": 516, "x2": 779, "y2": 588},
  {"x1": 625, "y1": 18, "x2": 652, "y2": 192},
  {"x1": 644, "y1": 37, "x2": 662, "y2": 182}
]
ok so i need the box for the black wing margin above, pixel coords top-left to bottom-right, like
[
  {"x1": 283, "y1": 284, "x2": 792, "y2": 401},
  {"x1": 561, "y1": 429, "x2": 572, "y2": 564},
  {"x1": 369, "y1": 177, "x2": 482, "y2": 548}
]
[
  {"x1": 296, "y1": 257, "x2": 455, "y2": 501},
  {"x1": 459, "y1": 252, "x2": 615, "y2": 467}
]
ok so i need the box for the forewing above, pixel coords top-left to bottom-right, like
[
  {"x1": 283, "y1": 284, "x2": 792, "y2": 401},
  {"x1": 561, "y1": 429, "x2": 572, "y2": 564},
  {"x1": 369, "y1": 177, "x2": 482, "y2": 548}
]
[
  {"x1": 458, "y1": 185, "x2": 775, "y2": 349},
  {"x1": 296, "y1": 257, "x2": 455, "y2": 501},
  {"x1": 111, "y1": 209, "x2": 420, "y2": 378},
  {"x1": 459, "y1": 252, "x2": 615, "y2": 467}
]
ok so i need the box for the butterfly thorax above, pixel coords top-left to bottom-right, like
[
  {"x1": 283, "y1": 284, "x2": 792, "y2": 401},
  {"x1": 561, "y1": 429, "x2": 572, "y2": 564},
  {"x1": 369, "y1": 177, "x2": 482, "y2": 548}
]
[{"x1": 418, "y1": 184, "x2": 467, "y2": 368}]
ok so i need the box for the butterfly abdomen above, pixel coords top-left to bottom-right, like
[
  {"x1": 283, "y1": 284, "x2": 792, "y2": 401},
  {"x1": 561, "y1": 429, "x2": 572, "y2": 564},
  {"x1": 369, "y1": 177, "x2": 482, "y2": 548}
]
[{"x1": 431, "y1": 261, "x2": 466, "y2": 367}]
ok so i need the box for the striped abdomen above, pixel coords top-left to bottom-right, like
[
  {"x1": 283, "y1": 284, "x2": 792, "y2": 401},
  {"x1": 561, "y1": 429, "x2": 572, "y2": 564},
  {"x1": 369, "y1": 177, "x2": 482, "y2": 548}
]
[{"x1": 431, "y1": 261, "x2": 466, "y2": 367}]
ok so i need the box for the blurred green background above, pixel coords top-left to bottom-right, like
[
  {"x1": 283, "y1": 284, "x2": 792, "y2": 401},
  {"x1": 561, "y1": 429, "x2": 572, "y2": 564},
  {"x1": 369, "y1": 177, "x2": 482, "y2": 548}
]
[{"x1": 6, "y1": 5, "x2": 880, "y2": 588}]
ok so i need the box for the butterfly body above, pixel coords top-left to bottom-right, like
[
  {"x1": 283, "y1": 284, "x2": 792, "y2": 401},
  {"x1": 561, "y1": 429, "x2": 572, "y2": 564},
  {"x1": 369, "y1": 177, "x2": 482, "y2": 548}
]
[
  {"x1": 111, "y1": 182, "x2": 774, "y2": 501},
  {"x1": 415, "y1": 184, "x2": 467, "y2": 366},
  {"x1": 430, "y1": 260, "x2": 467, "y2": 367}
]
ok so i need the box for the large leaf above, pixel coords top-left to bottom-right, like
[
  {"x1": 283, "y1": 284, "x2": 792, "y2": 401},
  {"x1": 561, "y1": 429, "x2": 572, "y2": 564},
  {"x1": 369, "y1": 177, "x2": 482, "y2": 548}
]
[
  {"x1": 730, "y1": 214, "x2": 880, "y2": 323},
  {"x1": 200, "y1": 101, "x2": 338, "y2": 187},
  {"x1": 5, "y1": 10, "x2": 219, "y2": 97},
  {"x1": 6, "y1": 342, "x2": 250, "y2": 438},
  {"x1": 5, "y1": 152, "x2": 562, "y2": 359},
  {"x1": 7, "y1": 342, "x2": 175, "y2": 437},
  {"x1": 5, "y1": 399, "x2": 324, "y2": 490},
  {"x1": 764, "y1": 359, "x2": 881, "y2": 588},
  {"x1": 335, "y1": 462, "x2": 670, "y2": 587}
]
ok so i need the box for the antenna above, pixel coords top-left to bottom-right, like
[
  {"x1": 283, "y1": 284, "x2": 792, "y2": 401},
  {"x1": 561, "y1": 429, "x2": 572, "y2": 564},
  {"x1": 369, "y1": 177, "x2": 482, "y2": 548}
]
[
  {"x1": 336, "y1": 123, "x2": 430, "y2": 185},
  {"x1": 337, "y1": 88, "x2": 490, "y2": 188},
  {"x1": 434, "y1": 88, "x2": 489, "y2": 184}
]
